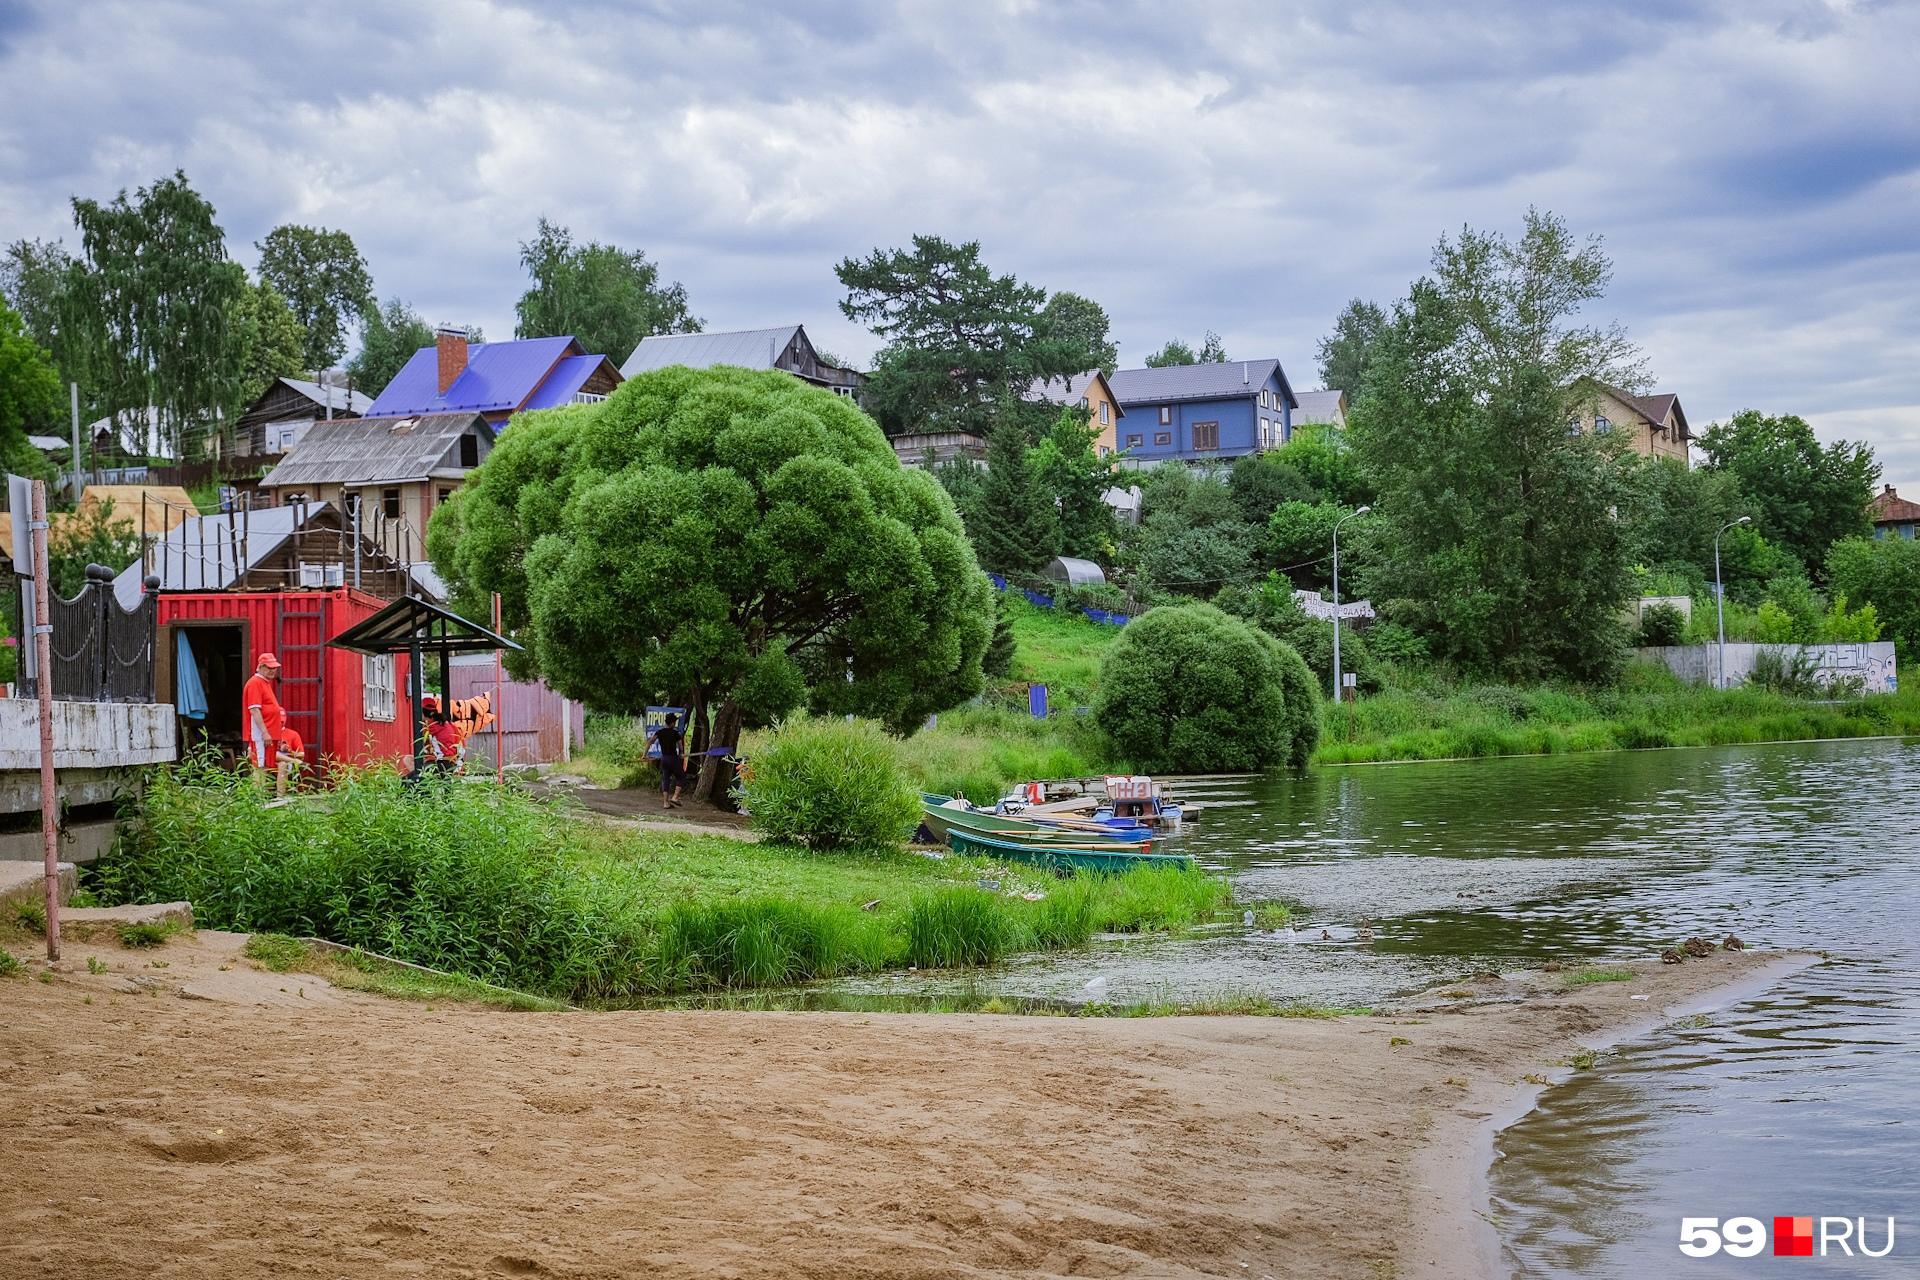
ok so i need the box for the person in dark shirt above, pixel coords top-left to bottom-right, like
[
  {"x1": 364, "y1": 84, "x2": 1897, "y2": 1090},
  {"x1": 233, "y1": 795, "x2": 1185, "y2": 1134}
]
[{"x1": 651, "y1": 713, "x2": 687, "y2": 809}]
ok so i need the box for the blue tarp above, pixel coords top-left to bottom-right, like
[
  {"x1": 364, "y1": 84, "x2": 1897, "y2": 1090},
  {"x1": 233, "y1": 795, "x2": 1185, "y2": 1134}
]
[{"x1": 174, "y1": 630, "x2": 208, "y2": 721}]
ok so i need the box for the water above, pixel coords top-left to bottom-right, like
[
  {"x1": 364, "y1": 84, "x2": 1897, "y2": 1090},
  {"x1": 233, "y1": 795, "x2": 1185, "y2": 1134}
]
[{"x1": 837, "y1": 737, "x2": 1920, "y2": 1276}]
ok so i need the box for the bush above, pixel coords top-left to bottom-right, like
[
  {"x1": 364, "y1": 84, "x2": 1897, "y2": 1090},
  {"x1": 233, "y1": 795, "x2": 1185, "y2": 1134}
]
[
  {"x1": 905, "y1": 887, "x2": 1013, "y2": 968},
  {"x1": 1819, "y1": 594, "x2": 1882, "y2": 643},
  {"x1": 1637, "y1": 602, "x2": 1686, "y2": 647},
  {"x1": 1054, "y1": 581, "x2": 1129, "y2": 615},
  {"x1": 1093, "y1": 603, "x2": 1319, "y2": 772},
  {"x1": 1748, "y1": 646, "x2": 1824, "y2": 697},
  {"x1": 740, "y1": 716, "x2": 921, "y2": 850}
]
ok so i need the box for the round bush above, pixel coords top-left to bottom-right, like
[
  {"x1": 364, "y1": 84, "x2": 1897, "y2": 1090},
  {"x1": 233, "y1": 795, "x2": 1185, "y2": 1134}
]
[
  {"x1": 1093, "y1": 603, "x2": 1320, "y2": 772},
  {"x1": 741, "y1": 716, "x2": 922, "y2": 850},
  {"x1": 1638, "y1": 602, "x2": 1686, "y2": 647}
]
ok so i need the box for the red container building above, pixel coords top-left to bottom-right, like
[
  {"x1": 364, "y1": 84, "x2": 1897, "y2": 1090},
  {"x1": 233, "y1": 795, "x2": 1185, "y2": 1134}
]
[{"x1": 155, "y1": 588, "x2": 415, "y2": 770}]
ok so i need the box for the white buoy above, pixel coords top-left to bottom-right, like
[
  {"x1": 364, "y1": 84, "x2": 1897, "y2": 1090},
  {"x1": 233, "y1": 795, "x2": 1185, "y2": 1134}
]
[{"x1": 1243, "y1": 909, "x2": 1256, "y2": 928}]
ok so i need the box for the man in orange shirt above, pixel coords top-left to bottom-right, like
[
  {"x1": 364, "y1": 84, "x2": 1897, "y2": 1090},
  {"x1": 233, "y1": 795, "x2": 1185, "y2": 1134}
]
[{"x1": 243, "y1": 653, "x2": 287, "y2": 795}]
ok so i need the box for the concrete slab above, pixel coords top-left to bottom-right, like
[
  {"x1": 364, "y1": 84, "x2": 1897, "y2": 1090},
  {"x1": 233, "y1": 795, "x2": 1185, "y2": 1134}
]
[
  {"x1": 60, "y1": 900, "x2": 193, "y2": 941},
  {"x1": 0, "y1": 859, "x2": 74, "y2": 910}
]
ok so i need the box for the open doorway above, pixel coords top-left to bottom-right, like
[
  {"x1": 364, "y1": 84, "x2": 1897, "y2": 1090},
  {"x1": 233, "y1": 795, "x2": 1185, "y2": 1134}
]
[{"x1": 173, "y1": 624, "x2": 245, "y2": 760}]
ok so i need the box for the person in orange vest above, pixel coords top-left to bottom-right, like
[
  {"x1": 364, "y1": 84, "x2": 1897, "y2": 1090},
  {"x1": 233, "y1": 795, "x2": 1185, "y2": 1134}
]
[{"x1": 243, "y1": 653, "x2": 288, "y2": 796}]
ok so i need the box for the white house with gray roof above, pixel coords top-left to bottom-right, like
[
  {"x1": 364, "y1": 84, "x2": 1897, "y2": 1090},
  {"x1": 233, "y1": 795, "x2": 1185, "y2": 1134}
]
[{"x1": 621, "y1": 324, "x2": 864, "y2": 398}]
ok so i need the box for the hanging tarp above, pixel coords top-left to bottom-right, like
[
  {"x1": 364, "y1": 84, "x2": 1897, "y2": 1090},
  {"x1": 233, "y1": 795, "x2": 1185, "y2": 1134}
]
[{"x1": 173, "y1": 629, "x2": 208, "y2": 721}]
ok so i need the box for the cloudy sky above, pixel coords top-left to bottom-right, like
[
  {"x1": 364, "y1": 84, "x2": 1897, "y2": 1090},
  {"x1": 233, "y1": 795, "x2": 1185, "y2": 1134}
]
[{"x1": 2, "y1": 0, "x2": 1916, "y2": 479}]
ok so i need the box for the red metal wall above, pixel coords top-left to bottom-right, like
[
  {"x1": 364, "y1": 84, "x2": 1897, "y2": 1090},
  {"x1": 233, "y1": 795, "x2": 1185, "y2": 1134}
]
[{"x1": 156, "y1": 588, "x2": 414, "y2": 770}]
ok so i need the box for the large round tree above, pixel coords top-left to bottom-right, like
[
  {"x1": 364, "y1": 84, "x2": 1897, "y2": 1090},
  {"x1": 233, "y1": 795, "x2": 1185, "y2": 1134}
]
[
  {"x1": 429, "y1": 366, "x2": 993, "y2": 800},
  {"x1": 1093, "y1": 603, "x2": 1320, "y2": 772}
]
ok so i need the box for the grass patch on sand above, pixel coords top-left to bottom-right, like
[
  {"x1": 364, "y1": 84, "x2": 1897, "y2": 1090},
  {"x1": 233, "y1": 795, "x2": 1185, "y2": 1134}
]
[
  {"x1": 92, "y1": 762, "x2": 1232, "y2": 1004},
  {"x1": 1562, "y1": 966, "x2": 1636, "y2": 988},
  {"x1": 243, "y1": 933, "x2": 568, "y2": 1011}
]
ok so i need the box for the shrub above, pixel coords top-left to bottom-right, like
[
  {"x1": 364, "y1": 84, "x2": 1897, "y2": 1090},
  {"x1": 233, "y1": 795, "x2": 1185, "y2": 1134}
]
[
  {"x1": 1819, "y1": 594, "x2": 1882, "y2": 644},
  {"x1": 1748, "y1": 646, "x2": 1824, "y2": 697},
  {"x1": 1054, "y1": 582, "x2": 1129, "y2": 614},
  {"x1": 1752, "y1": 601, "x2": 1798, "y2": 645},
  {"x1": 1093, "y1": 603, "x2": 1319, "y2": 772},
  {"x1": 740, "y1": 716, "x2": 921, "y2": 850},
  {"x1": 1365, "y1": 621, "x2": 1429, "y2": 664},
  {"x1": 1637, "y1": 602, "x2": 1686, "y2": 647}
]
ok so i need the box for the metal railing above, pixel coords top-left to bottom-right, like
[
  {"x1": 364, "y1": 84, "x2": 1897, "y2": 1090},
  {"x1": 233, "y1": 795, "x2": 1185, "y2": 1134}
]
[{"x1": 15, "y1": 565, "x2": 160, "y2": 703}]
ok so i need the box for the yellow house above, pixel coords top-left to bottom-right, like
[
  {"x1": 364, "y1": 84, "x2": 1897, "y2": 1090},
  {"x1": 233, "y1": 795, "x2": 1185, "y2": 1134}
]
[
  {"x1": 1569, "y1": 383, "x2": 1692, "y2": 465},
  {"x1": 1024, "y1": 371, "x2": 1126, "y2": 455}
]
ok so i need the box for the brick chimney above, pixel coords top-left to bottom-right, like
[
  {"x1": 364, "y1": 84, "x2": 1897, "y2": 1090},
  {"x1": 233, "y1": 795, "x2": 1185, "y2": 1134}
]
[{"x1": 436, "y1": 327, "x2": 470, "y2": 395}]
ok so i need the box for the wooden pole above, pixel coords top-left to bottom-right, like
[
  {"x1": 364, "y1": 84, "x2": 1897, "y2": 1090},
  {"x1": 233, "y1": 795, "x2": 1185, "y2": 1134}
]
[
  {"x1": 492, "y1": 591, "x2": 505, "y2": 785},
  {"x1": 31, "y1": 480, "x2": 60, "y2": 962}
]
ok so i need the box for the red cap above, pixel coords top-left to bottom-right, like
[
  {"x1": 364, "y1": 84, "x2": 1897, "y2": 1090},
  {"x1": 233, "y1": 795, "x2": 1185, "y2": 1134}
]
[
  {"x1": 257, "y1": 652, "x2": 281, "y2": 669},
  {"x1": 421, "y1": 694, "x2": 439, "y2": 708}
]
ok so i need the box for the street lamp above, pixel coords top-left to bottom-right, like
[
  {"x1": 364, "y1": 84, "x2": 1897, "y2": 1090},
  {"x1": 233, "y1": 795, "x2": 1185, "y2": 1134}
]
[
  {"x1": 1333, "y1": 505, "x2": 1371, "y2": 704},
  {"x1": 1714, "y1": 516, "x2": 1751, "y2": 689}
]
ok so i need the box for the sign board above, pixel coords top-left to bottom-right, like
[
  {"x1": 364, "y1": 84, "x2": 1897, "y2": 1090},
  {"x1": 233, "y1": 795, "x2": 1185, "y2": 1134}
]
[
  {"x1": 1342, "y1": 672, "x2": 1358, "y2": 688},
  {"x1": 8, "y1": 474, "x2": 35, "y2": 679},
  {"x1": 642, "y1": 706, "x2": 686, "y2": 759},
  {"x1": 1104, "y1": 775, "x2": 1157, "y2": 801}
]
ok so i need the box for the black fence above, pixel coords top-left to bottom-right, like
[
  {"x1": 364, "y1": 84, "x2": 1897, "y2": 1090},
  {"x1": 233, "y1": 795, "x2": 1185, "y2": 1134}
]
[{"x1": 14, "y1": 565, "x2": 160, "y2": 703}]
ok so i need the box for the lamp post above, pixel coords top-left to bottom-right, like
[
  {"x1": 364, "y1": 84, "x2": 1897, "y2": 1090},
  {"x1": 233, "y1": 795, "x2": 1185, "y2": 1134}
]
[
  {"x1": 1332, "y1": 505, "x2": 1371, "y2": 705},
  {"x1": 1714, "y1": 515, "x2": 1751, "y2": 689}
]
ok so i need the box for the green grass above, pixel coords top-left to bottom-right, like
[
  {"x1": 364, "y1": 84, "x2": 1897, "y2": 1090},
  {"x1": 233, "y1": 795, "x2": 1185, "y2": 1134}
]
[
  {"x1": 117, "y1": 919, "x2": 183, "y2": 948},
  {"x1": 0, "y1": 949, "x2": 22, "y2": 977},
  {"x1": 1563, "y1": 966, "x2": 1636, "y2": 987},
  {"x1": 999, "y1": 595, "x2": 1122, "y2": 706},
  {"x1": 242, "y1": 933, "x2": 568, "y2": 1010},
  {"x1": 1313, "y1": 661, "x2": 1920, "y2": 765},
  {"x1": 890, "y1": 704, "x2": 1109, "y2": 803},
  {"x1": 90, "y1": 761, "x2": 1233, "y2": 1004}
]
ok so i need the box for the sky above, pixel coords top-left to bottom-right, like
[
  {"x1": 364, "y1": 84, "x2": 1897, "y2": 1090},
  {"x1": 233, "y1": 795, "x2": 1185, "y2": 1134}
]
[{"x1": 1, "y1": 0, "x2": 1916, "y2": 482}]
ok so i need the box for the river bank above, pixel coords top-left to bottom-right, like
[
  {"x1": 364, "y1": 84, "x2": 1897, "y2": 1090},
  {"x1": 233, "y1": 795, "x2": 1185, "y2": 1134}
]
[{"x1": 0, "y1": 927, "x2": 1796, "y2": 1279}]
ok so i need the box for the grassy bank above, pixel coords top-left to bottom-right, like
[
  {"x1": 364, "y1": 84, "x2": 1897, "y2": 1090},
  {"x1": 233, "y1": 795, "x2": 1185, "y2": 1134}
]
[
  {"x1": 1313, "y1": 663, "x2": 1920, "y2": 764},
  {"x1": 90, "y1": 763, "x2": 1236, "y2": 1004}
]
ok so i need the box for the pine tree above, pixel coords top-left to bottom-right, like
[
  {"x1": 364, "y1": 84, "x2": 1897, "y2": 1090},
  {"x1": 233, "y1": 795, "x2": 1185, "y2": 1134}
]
[
  {"x1": 972, "y1": 424, "x2": 1058, "y2": 574},
  {"x1": 982, "y1": 603, "x2": 1016, "y2": 677}
]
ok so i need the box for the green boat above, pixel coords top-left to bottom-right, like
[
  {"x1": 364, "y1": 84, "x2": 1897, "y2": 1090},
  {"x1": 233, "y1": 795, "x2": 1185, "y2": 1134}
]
[
  {"x1": 919, "y1": 794, "x2": 1152, "y2": 846},
  {"x1": 942, "y1": 826, "x2": 1195, "y2": 874}
]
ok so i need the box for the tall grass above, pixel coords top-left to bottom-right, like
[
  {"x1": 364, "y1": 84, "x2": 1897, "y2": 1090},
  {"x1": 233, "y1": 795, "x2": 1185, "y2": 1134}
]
[
  {"x1": 891, "y1": 704, "x2": 1109, "y2": 802},
  {"x1": 91, "y1": 761, "x2": 1233, "y2": 1002},
  {"x1": 1313, "y1": 661, "x2": 1920, "y2": 764}
]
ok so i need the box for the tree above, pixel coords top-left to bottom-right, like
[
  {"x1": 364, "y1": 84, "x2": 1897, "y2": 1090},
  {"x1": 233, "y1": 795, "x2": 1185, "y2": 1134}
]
[
  {"x1": 256, "y1": 225, "x2": 374, "y2": 371},
  {"x1": 50, "y1": 500, "x2": 143, "y2": 598},
  {"x1": 0, "y1": 238, "x2": 88, "y2": 398},
  {"x1": 1120, "y1": 462, "x2": 1257, "y2": 596},
  {"x1": 428, "y1": 366, "x2": 992, "y2": 803},
  {"x1": 1093, "y1": 603, "x2": 1319, "y2": 771},
  {"x1": 349, "y1": 297, "x2": 435, "y2": 394},
  {"x1": 0, "y1": 301, "x2": 62, "y2": 452},
  {"x1": 1267, "y1": 500, "x2": 1354, "y2": 590},
  {"x1": 1827, "y1": 536, "x2": 1920, "y2": 658},
  {"x1": 1030, "y1": 408, "x2": 1117, "y2": 560},
  {"x1": 1267, "y1": 423, "x2": 1372, "y2": 507},
  {"x1": 514, "y1": 218, "x2": 700, "y2": 362},
  {"x1": 1039, "y1": 291, "x2": 1117, "y2": 376},
  {"x1": 1144, "y1": 330, "x2": 1227, "y2": 367},
  {"x1": 971, "y1": 423, "x2": 1058, "y2": 574},
  {"x1": 1698, "y1": 410, "x2": 1878, "y2": 577},
  {"x1": 1349, "y1": 210, "x2": 1644, "y2": 682},
  {"x1": 982, "y1": 602, "x2": 1016, "y2": 678},
  {"x1": 837, "y1": 235, "x2": 1096, "y2": 437},
  {"x1": 1227, "y1": 452, "x2": 1314, "y2": 528},
  {"x1": 66, "y1": 171, "x2": 246, "y2": 458},
  {"x1": 226, "y1": 280, "x2": 306, "y2": 422},
  {"x1": 1316, "y1": 298, "x2": 1388, "y2": 394}
]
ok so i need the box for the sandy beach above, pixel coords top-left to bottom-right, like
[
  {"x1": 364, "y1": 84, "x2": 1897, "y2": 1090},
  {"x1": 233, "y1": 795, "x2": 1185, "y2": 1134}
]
[{"x1": 0, "y1": 932, "x2": 1806, "y2": 1279}]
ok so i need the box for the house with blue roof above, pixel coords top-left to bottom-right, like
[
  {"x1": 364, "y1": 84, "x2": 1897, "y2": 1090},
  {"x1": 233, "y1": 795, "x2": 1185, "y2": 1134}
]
[
  {"x1": 363, "y1": 328, "x2": 623, "y2": 425},
  {"x1": 1106, "y1": 359, "x2": 1299, "y2": 465}
]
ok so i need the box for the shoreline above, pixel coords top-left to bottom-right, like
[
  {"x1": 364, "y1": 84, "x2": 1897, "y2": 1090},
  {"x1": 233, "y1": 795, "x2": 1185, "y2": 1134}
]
[
  {"x1": 1, "y1": 932, "x2": 1809, "y2": 1279},
  {"x1": 1400, "y1": 950, "x2": 1819, "y2": 1280},
  {"x1": 1318, "y1": 729, "x2": 1917, "y2": 770}
]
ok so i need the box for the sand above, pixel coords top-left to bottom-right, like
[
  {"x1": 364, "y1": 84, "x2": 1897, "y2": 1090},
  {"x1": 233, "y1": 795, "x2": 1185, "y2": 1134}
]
[{"x1": 0, "y1": 933, "x2": 1807, "y2": 1280}]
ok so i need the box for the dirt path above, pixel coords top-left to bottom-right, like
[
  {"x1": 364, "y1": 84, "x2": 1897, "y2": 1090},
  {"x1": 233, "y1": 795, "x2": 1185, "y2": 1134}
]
[{"x1": 0, "y1": 934, "x2": 1802, "y2": 1279}]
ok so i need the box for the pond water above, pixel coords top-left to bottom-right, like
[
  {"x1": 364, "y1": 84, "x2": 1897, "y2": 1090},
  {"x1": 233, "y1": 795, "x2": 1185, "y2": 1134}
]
[{"x1": 836, "y1": 737, "x2": 1920, "y2": 1277}]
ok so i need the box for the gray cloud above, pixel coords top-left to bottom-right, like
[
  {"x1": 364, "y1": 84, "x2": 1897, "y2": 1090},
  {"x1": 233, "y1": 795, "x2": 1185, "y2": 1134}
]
[{"x1": 1, "y1": 0, "x2": 1916, "y2": 480}]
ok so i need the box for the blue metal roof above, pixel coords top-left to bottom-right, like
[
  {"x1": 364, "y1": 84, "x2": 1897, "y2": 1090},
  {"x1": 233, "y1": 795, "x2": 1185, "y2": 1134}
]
[
  {"x1": 364, "y1": 336, "x2": 584, "y2": 417},
  {"x1": 521, "y1": 354, "x2": 607, "y2": 411},
  {"x1": 1108, "y1": 359, "x2": 1299, "y2": 410}
]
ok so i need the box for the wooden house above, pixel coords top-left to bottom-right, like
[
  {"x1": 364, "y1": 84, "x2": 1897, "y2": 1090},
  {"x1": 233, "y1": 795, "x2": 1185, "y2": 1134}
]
[
  {"x1": 622, "y1": 324, "x2": 865, "y2": 399},
  {"x1": 230, "y1": 377, "x2": 374, "y2": 456}
]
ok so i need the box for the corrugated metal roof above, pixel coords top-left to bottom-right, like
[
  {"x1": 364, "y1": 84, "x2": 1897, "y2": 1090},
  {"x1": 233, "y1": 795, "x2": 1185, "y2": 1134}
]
[
  {"x1": 278, "y1": 377, "x2": 375, "y2": 416},
  {"x1": 112, "y1": 503, "x2": 324, "y2": 609},
  {"x1": 364, "y1": 336, "x2": 583, "y2": 416},
  {"x1": 1109, "y1": 359, "x2": 1298, "y2": 409},
  {"x1": 620, "y1": 326, "x2": 799, "y2": 377},
  {"x1": 521, "y1": 354, "x2": 609, "y2": 410},
  {"x1": 258, "y1": 413, "x2": 492, "y2": 489}
]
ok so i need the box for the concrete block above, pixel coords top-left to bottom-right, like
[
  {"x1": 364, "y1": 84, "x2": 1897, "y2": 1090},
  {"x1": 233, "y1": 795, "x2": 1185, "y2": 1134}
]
[
  {"x1": 0, "y1": 818, "x2": 119, "y2": 865},
  {"x1": 60, "y1": 900, "x2": 193, "y2": 941},
  {"x1": 0, "y1": 859, "x2": 75, "y2": 910},
  {"x1": 0, "y1": 700, "x2": 177, "y2": 771}
]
